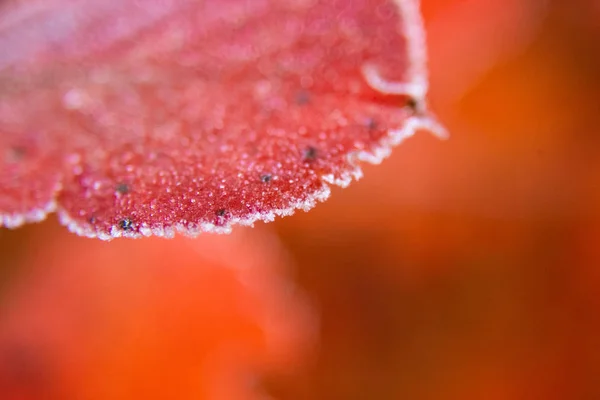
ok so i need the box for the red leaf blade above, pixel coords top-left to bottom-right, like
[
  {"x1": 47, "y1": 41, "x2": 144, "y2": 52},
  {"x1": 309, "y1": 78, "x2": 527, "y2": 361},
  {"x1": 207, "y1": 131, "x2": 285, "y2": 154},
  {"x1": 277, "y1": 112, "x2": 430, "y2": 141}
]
[{"x1": 0, "y1": 0, "x2": 444, "y2": 239}]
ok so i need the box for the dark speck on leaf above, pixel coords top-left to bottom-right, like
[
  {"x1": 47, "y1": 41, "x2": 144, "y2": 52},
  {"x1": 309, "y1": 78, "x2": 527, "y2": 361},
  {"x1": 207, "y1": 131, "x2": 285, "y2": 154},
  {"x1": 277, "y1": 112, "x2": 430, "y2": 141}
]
[
  {"x1": 6, "y1": 146, "x2": 26, "y2": 163},
  {"x1": 294, "y1": 90, "x2": 311, "y2": 105},
  {"x1": 216, "y1": 209, "x2": 227, "y2": 217},
  {"x1": 119, "y1": 218, "x2": 134, "y2": 230},
  {"x1": 366, "y1": 118, "x2": 378, "y2": 131},
  {"x1": 405, "y1": 97, "x2": 419, "y2": 111},
  {"x1": 260, "y1": 174, "x2": 272, "y2": 183},
  {"x1": 115, "y1": 183, "x2": 130, "y2": 195},
  {"x1": 89, "y1": 215, "x2": 97, "y2": 224},
  {"x1": 303, "y1": 146, "x2": 318, "y2": 162}
]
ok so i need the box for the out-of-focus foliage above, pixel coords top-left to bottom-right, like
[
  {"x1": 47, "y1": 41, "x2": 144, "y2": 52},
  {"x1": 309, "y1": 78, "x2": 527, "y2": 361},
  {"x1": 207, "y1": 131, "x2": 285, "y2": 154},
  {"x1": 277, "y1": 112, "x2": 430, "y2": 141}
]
[
  {"x1": 0, "y1": 223, "x2": 313, "y2": 399},
  {"x1": 270, "y1": 0, "x2": 600, "y2": 398}
]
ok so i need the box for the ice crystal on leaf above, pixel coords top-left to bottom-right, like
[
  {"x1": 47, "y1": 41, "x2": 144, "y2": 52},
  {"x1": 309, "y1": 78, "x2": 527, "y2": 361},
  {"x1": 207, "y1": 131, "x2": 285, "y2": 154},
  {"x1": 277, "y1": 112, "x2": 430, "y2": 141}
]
[{"x1": 0, "y1": 0, "x2": 445, "y2": 239}]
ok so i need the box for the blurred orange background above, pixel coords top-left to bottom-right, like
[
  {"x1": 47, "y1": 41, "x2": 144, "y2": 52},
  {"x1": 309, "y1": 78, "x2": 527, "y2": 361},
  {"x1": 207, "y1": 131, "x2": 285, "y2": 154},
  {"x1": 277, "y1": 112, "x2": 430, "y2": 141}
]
[{"x1": 1, "y1": 0, "x2": 600, "y2": 398}]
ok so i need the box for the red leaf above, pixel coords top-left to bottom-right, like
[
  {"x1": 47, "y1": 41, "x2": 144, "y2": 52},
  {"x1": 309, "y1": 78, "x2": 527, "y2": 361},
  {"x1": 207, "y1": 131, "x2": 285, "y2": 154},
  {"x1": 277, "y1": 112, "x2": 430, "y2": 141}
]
[
  {"x1": 0, "y1": 0, "x2": 444, "y2": 239},
  {"x1": 0, "y1": 223, "x2": 314, "y2": 398}
]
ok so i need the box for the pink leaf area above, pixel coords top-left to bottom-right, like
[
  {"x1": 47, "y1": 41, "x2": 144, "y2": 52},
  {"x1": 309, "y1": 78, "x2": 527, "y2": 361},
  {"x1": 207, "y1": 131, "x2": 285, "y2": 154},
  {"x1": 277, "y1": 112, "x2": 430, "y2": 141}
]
[{"x1": 0, "y1": 0, "x2": 444, "y2": 239}]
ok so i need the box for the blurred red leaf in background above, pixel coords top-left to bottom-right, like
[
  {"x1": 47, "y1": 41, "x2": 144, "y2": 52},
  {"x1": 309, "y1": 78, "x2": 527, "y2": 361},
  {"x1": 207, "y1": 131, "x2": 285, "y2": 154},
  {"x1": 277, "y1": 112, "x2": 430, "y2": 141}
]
[{"x1": 0, "y1": 223, "x2": 314, "y2": 399}]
